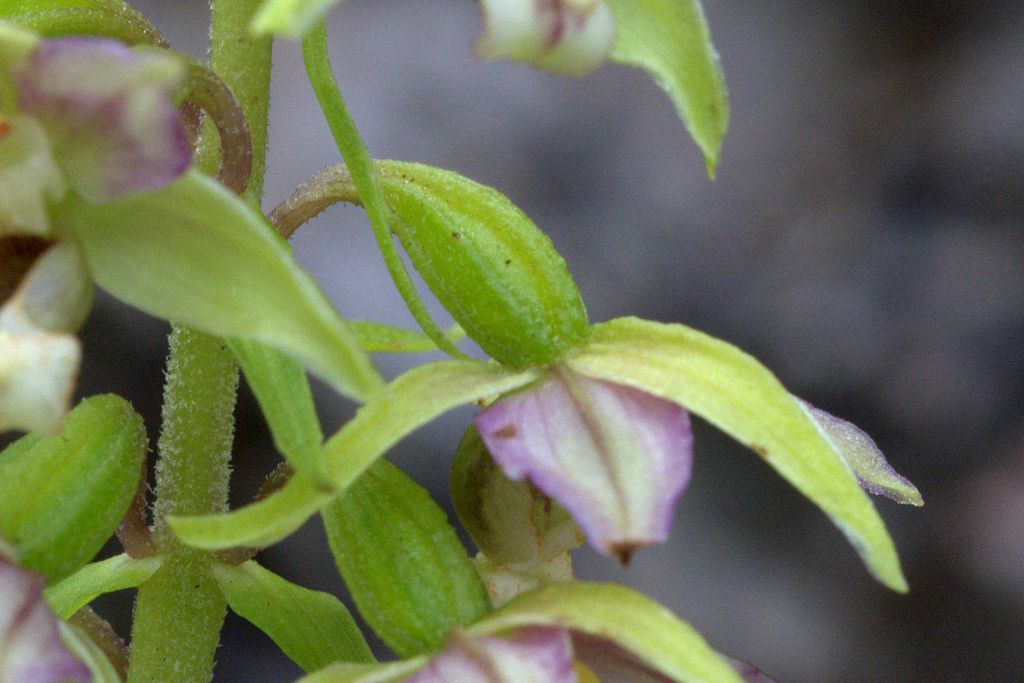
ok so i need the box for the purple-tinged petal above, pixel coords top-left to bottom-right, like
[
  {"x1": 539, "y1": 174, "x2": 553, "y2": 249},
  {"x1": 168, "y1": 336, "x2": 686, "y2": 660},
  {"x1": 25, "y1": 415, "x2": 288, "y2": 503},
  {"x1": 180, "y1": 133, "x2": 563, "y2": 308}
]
[
  {"x1": 475, "y1": 367, "x2": 693, "y2": 562},
  {"x1": 16, "y1": 38, "x2": 189, "y2": 201},
  {"x1": 403, "y1": 627, "x2": 576, "y2": 683},
  {"x1": 0, "y1": 559, "x2": 90, "y2": 683},
  {"x1": 798, "y1": 399, "x2": 923, "y2": 506},
  {"x1": 0, "y1": 115, "x2": 65, "y2": 237},
  {"x1": 476, "y1": 0, "x2": 616, "y2": 77},
  {"x1": 725, "y1": 657, "x2": 778, "y2": 683}
]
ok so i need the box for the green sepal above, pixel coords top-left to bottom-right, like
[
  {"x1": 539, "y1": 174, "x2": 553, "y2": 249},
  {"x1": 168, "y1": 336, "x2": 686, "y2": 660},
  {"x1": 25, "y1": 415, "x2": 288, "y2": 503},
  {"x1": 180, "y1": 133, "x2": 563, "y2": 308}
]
[
  {"x1": 213, "y1": 560, "x2": 373, "y2": 672},
  {"x1": 605, "y1": 0, "x2": 729, "y2": 175},
  {"x1": 373, "y1": 161, "x2": 589, "y2": 368},
  {"x1": 60, "y1": 622, "x2": 122, "y2": 683},
  {"x1": 469, "y1": 581, "x2": 742, "y2": 683},
  {"x1": 169, "y1": 361, "x2": 538, "y2": 550},
  {"x1": 322, "y1": 459, "x2": 490, "y2": 658},
  {"x1": 251, "y1": 0, "x2": 340, "y2": 38},
  {"x1": 0, "y1": 394, "x2": 146, "y2": 582},
  {"x1": 298, "y1": 659, "x2": 427, "y2": 683},
  {"x1": 57, "y1": 170, "x2": 384, "y2": 403},
  {"x1": 568, "y1": 317, "x2": 908, "y2": 591},
  {"x1": 229, "y1": 339, "x2": 328, "y2": 485},
  {"x1": 45, "y1": 553, "x2": 162, "y2": 619}
]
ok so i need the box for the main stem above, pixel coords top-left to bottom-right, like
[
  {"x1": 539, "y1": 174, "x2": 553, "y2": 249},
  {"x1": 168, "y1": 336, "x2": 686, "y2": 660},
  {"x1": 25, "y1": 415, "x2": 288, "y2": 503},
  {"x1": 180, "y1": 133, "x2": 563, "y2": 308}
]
[{"x1": 127, "y1": 2, "x2": 272, "y2": 680}]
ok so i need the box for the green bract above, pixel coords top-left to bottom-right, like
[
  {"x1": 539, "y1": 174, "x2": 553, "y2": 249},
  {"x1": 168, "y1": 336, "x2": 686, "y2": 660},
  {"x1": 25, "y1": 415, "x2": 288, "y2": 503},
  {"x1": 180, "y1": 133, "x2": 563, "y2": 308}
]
[
  {"x1": 605, "y1": 0, "x2": 729, "y2": 174},
  {"x1": 213, "y1": 561, "x2": 373, "y2": 672},
  {"x1": 169, "y1": 361, "x2": 539, "y2": 550},
  {"x1": 322, "y1": 460, "x2": 490, "y2": 657},
  {"x1": 45, "y1": 554, "x2": 162, "y2": 618},
  {"x1": 0, "y1": 394, "x2": 146, "y2": 582},
  {"x1": 55, "y1": 170, "x2": 384, "y2": 403}
]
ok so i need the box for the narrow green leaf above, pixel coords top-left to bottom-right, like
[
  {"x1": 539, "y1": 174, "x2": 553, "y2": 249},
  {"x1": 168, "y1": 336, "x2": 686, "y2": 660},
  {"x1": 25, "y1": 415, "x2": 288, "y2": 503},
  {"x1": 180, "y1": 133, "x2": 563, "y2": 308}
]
[
  {"x1": 605, "y1": 0, "x2": 729, "y2": 174},
  {"x1": 0, "y1": 0, "x2": 115, "y2": 15},
  {"x1": 470, "y1": 581, "x2": 742, "y2": 683},
  {"x1": 568, "y1": 317, "x2": 908, "y2": 591},
  {"x1": 0, "y1": 395, "x2": 146, "y2": 581},
  {"x1": 229, "y1": 339, "x2": 327, "y2": 484},
  {"x1": 298, "y1": 659, "x2": 427, "y2": 683},
  {"x1": 170, "y1": 361, "x2": 538, "y2": 550},
  {"x1": 45, "y1": 554, "x2": 162, "y2": 619},
  {"x1": 213, "y1": 560, "x2": 373, "y2": 672},
  {"x1": 349, "y1": 320, "x2": 465, "y2": 354},
  {"x1": 323, "y1": 459, "x2": 489, "y2": 658},
  {"x1": 251, "y1": 0, "x2": 340, "y2": 38},
  {"x1": 58, "y1": 170, "x2": 384, "y2": 403}
]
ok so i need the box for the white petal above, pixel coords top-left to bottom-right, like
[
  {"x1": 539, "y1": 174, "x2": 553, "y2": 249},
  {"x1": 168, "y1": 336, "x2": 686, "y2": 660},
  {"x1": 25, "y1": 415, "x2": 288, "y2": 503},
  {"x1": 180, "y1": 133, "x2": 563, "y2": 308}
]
[{"x1": 476, "y1": 0, "x2": 616, "y2": 76}]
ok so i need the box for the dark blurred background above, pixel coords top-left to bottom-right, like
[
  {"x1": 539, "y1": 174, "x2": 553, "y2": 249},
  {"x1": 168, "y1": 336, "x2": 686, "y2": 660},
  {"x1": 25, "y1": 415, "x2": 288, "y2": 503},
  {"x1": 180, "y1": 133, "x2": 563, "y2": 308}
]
[{"x1": 78, "y1": 1, "x2": 1023, "y2": 680}]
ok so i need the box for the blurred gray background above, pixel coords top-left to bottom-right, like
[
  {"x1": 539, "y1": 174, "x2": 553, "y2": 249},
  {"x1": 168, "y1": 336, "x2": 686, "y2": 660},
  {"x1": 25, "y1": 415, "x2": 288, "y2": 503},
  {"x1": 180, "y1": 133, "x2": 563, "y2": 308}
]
[{"x1": 79, "y1": 1, "x2": 1023, "y2": 681}]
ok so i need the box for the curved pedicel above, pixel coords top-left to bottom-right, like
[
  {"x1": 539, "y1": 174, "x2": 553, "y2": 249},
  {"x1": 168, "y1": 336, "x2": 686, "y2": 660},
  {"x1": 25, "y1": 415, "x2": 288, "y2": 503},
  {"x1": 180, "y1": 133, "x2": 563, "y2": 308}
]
[{"x1": 177, "y1": 57, "x2": 253, "y2": 195}]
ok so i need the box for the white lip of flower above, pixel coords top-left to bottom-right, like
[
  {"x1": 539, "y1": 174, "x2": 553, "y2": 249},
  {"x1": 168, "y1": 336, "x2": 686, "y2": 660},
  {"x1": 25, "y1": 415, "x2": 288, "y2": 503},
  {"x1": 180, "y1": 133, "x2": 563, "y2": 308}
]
[
  {"x1": 0, "y1": 241, "x2": 91, "y2": 435},
  {"x1": 475, "y1": 0, "x2": 617, "y2": 77},
  {"x1": 0, "y1": 115, "x2": 66, "y2": 238},
  {"x1": 0, "y1": 305, "x2": 81, "y2": 435}
]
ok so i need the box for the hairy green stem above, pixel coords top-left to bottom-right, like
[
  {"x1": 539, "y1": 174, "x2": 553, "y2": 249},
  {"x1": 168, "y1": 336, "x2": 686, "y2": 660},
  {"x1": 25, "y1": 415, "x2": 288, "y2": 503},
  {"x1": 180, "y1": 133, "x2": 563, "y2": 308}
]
[
  {"x1": 127, "y1": 1, "x2": 272, "y2": 680},
  {"x1": 301, "y1": 21, "x2": 466, "y2": 359}
]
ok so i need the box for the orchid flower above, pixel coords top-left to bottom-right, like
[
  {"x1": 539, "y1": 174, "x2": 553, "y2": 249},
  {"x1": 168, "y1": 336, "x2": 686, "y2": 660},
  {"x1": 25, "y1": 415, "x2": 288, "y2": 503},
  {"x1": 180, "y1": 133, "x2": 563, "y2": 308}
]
[
  {"x1": 0, "y1": 547, "x2": 90, "y2": 683},
  {"x1": 171, "y1": 161, "x2": 922, "y2": 594},
  {"x1": 0, "y1": 24, "x2": 190, "y2": 433}
]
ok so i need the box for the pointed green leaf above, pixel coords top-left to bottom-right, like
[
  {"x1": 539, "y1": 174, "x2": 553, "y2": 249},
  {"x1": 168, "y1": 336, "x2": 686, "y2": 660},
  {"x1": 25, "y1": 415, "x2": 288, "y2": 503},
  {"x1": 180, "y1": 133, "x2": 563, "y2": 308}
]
[
  {"x1": 229, "y1": 339, "x2": 327, "y2": 484},
  {"x1": 323, "y1": 459, "x2": 489, "y2": 658},
  {"x1": 470, "y1": 581, "x2": 741, "y2": 683},
  {"x1": 605, "y1": 0, "x2": 729, "y2": 174},
  {"x1": 213, "y1": 560, "x2": 373, "y2": 672},
  {"x1": 170, "y1": 361, "x2": 538, "y2": 550},
  {"x1": 299, "y1": 659, "x2": 427, "y2": 683},
  {"x1": 568, "y1": 317, "x2": 908, "y2": 591},
  {"x1": 58, "y1": 170, "x2": 384, "y2": 403},
  {"x1": 45, "y1": 554, "x2": 162, "y2": 619},
  {"x1": 251, "y1": 0, "x2": 340, "y2": 38},
  {"x1": 0, "y1": 394, "x2": 146, "y2": 581}
]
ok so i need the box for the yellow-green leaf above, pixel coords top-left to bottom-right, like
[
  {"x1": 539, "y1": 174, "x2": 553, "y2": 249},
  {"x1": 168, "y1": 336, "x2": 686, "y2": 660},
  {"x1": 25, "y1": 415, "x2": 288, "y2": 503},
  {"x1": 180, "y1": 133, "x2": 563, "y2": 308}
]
[
  {"x1": 45, "y1": 554, "x2": 162, "y2": 619},
  {"x1": 170, "y1": 361, "x2": 538, "y2": 550}
]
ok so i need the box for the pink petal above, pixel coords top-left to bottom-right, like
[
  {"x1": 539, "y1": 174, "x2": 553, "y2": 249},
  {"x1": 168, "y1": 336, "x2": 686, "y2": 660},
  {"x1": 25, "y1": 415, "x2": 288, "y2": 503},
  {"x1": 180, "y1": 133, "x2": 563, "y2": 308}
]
[
  {"x1": 798, "y1": 399, "x2": 923, "y2": 506},
  {"x1": 16, "y1": 38, "x2": 189, "y2": 201},
  {"x1": 0, "y1": 559, "x2": 90, "y2": 682},
  {"x1": 403, "y1": 627, "x2": 576, "y2": 683},
  {"x1": 475, "y1": 368, "x2": 693, "y2": 562}
]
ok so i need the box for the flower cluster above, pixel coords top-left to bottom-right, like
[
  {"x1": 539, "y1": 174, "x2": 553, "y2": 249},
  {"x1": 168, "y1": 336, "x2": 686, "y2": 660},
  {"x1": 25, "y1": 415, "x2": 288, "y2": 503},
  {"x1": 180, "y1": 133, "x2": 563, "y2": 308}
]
[{"x1": 0, "y1": 24, "x2": 189, "y2": 433}]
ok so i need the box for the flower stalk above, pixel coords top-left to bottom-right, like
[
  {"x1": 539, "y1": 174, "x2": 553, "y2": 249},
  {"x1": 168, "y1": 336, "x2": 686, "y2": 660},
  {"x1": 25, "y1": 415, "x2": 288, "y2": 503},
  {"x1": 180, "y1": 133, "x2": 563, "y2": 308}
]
[{"x1": 125, "y1": 0, "x2": 272, "y2": 679}]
